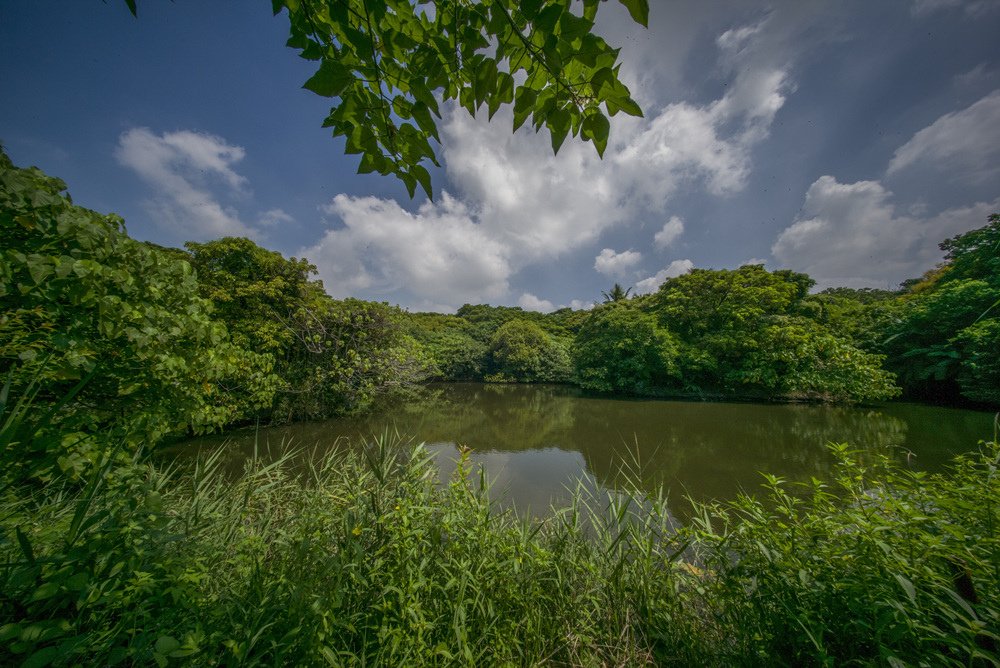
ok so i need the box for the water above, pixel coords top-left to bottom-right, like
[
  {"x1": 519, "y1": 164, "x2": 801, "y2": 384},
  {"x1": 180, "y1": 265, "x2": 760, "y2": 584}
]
[{"x1": 177, "y1": 382, "x2": 996, "y2": 515}]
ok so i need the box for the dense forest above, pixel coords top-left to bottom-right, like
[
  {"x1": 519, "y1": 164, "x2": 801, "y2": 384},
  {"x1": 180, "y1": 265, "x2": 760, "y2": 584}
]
[{"x1": 2, "y1": 152, "x2": 999, "y2": 665}]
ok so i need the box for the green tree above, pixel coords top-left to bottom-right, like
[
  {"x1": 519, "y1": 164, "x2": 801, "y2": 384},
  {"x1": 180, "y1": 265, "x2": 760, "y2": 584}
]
[
  {"x1": 574, "y1": 303, "x2": 677, "y2": 394},
  {"x1": 487, "y1": 319, "x2": 571, "y2": 383},
  {"x1": 882, "y1": 214, "x2": 1000, "y2": 405},
  {"x1": 185, "y1": 238, "x2": 429, "y2": 420},
  {"x1": 0, "y1": 151, "x2": 276, "y2": 465},
  {"x1": 650, "y1": 266, "x2": 897, "y2": 401}
]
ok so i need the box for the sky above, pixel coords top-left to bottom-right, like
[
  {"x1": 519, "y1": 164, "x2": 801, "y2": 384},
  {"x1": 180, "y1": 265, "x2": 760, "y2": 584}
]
[{"x1": 2, "y1": 1, "x2": 999, "y2": 313}]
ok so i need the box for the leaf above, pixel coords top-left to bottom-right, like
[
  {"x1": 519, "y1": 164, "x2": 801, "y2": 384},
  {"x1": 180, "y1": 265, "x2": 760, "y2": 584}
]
[
  {"x1": 617, "y1": 0, "x2": 649, "y2": 27},
  {"x1": 513, "y1": 88, "x2": 537, "y2": 132},
  {"x1": 302, "y1": 60, "x2": 354, "y2": 98},
  {"x1": 548, "y1": 108, "x2": 572, "y2": 154},
  {"x1": 155, "y1": 636, "x2": 181, "y2": 655},
  {"x1": 411, "y1": 164, "x2": 433, "y2": 200},
  {"x1": 123, "y1": 0, "x2": 137, "y2": 17},
  {"x1": 894, "y1": 573, "x2": 916, "y2": 604},
  {"x1": 16, "y1": 526, "x2": 35, "y2": 564},
  {"x1": 582, "y1": 112, "x2": 610, "y2": 157},
  {"x1": 23, "y1": 646, "x2": 61, "y2": 668}
]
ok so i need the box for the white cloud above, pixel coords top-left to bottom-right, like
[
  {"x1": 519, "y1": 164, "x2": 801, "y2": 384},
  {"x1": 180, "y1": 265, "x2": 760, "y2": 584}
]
[
  {"x1": 654, "y1": 216, "x2": 685, "y2": 248},
  {"x1": 772, "y1": 175, "x2": 1000, "y2": 288},
  {"x1": 741, "y1": 258, "x2": 768, "y2": 267},
  {"x1": 594, "y1": 248, "x2": 643, "y2": 276},
  {"x1": 301, "y1": 192, "x2": 511, "y2": 306},
  {"x1": 888, "y1": 90, "x2": 1000, "y2": 181},
  {"x1": 635, "y1": 259, "x2": 694, "y2": 294},
  {"x1": 298, "y1": 14, "x2": 799, "y2": 310},
  {"x1": 517, "y1": 293, "x2": 555, "y2": 313},
  {"x1": 911, "y1": 0, "x2": 1000, "y2": 16},
  {"x1": 115, "y1": 127, "x2": 257, "y2": 239},
  {"x1": 258, "y1": 208, "x2": 294, "y2": 227},
  {"x1": 567, "y1": 299, "x2": 596, "y2": 311}
]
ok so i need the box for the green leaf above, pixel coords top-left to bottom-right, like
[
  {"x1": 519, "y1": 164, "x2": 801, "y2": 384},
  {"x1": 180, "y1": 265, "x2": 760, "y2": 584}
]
[
  {"x1": 533, "y1": 4, "x2": 563, "y2": 35},
  {"x1": 513, "y1": 88, "x2": 538, "y2": 132},
  {"x1": 123, "y1": 0, "x2": 137, "y2": 17},
  {"x1": 411, "y1": 164, "x2": 433, "y2": 199},
  {"x1": 15, "y1": 527, "x2": 35, "y2": 564},
  {"x1": 582, "y1": 112, "x2": 610, "y2": 157},
  {"x1": 548, "y1": 108, "x2": 571, "y2": 154},
  {"x1": 302, "y1": 59, "x2": 354, "y2": 98},
  {"x1": 893, "y1": 573, "x2": 916, "y2": 604},
  {"x1": 23, "y1": 646, "x2": 61, "y2": 668},
  {"x1": 155, "y1": 636, "x2": 181, "y2": 655},
  {"x1": 617, "y1": 0, "x2": 649, "y2": 27},
  {"x1": 411, "y1": 103, "x2": 440, "y2": 142}
]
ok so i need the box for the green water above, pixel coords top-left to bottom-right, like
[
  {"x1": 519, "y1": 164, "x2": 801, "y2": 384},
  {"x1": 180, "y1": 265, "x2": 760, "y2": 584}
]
[{"x1": 179, "y1": 382, "x2": 996, "y2": 514}]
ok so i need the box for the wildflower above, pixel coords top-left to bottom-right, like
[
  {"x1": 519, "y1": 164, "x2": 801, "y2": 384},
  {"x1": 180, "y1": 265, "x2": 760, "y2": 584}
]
[{"x1": 352, "y1": 525, "x2": 362, "y2": 537}]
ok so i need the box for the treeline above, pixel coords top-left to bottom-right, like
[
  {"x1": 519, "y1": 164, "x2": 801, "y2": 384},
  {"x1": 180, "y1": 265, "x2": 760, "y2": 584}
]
[
  {"x1": 2, "y1": 149, "x2": 998, "y2": 474},
  {"x1": 405, "y1": 216, "x2": 1000, "y2": 408}
]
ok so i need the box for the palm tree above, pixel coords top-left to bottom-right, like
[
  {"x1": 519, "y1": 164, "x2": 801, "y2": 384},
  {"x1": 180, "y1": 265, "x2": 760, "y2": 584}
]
[{"x1": 601, "y1": 283, "x2": 632, "y2": 303}]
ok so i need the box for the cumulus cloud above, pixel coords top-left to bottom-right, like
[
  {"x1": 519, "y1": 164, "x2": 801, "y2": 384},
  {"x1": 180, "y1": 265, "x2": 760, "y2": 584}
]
[
  {"x1": 115, "y1": 127, "x2": 257, "y2": 239},
  {"x1": 518, "y1": 293, "x2": 556, "y2": 313},
  {"x1": 887, "y1": 90, "x2": 1000, "y2": 181},
  {"x1": 635, "y1": 259, "x2": 695, "y2": 294},
  {"x1": 299, "y1": 13, "x2": 802, "y2": 310},
  {"x1": 594, "y1": 248, "x2": 643, "y2": 276},
  {"x1": 301, "y1": 192, "x2": 511, "y2": 305},
  {"x1": 567, "y1": 299, "x2": 596, "y2": 311},
  {"x1": 772, "y1": 175, "x2": 1000, "y2": 288},
  {"x1": 654, "y1": 216, "x2": 685, "y2": 248}
]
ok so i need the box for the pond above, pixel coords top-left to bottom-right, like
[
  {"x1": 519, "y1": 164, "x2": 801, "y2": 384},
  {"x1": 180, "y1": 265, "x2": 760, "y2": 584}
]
[{"x1": 178, "y1": 382, "x2": 997, "y2": 516}]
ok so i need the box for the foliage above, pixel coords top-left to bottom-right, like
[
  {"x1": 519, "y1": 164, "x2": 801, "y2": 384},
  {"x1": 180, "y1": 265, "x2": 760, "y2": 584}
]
[
  {"x1": 278, "y1": 0, "x2": 648, "y2": 197},
  {"x1": 734, "y1": 316, "x2": 899, "y2": 401},
  {"x1": 643, "y1": 266, "x2": 898, "y2": 401},
  {"x1": 802, "y1": 287, "x2": 903, "y2": 352},
  {"x1": 2, "y1": 403, "x2": 997, "y2": 666},
  {"x1": 487, "y1": 319, "x2": 571, "y2": 383},
  {"x1": 687, "y1": 442, "x2": 1000, "y2": 665},
  {"x1": 573, "y1": 303, "x2": 678, "y2": 394},
  {"x1": 0, "y1": 151, "x2": 276, "y2": 454},
  {"x1": 883, "y1": 214, "x2": 1000, "y2": 405},
  {"x1": 186, "y1": 238, "x2": 430, "y2": 421}
]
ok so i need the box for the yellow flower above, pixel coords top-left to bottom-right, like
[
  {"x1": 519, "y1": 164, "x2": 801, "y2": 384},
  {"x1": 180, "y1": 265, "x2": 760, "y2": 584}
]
[{"x1": 351, "y1": 525, "x2": 362, "y2": 537}]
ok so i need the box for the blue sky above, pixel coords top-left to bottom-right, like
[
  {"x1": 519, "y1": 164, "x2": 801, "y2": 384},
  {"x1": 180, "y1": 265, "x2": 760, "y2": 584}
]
[{"x1": 2, "y1": 1, "x2": 999, "y2": 312}]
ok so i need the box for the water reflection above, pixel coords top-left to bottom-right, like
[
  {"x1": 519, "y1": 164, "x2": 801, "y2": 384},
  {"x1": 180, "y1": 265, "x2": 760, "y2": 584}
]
[{"x1": 175, "y1": 383, "x2": 995, "y2": 516}]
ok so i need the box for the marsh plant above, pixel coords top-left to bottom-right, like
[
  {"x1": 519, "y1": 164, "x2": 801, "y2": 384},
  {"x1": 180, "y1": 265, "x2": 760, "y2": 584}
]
[{"x1": 2, "y1": 403, "x2": 997, "y2": 666}]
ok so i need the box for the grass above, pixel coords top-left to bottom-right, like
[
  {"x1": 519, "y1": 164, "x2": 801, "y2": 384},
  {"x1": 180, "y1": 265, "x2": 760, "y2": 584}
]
[{"x1": 1, "y1": 424, "x2": 998, "y2": 666}]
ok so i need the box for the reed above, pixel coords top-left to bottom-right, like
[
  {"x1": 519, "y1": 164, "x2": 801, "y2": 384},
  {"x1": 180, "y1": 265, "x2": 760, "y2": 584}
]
[{"x1": 1, "y1": 422, "x2": 997, "y2": 666}]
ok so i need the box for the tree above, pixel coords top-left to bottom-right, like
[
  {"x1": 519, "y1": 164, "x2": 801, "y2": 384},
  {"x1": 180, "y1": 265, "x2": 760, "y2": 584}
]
[
  {"x1": 487, "y1": 319, "x2": 571, "y2": 383},
  {"x1": 185, "y1": 237, "x2": 429, "y2": 420},
  {"x1": 574, "y1": 303, "x2": 677, "y2": 394},
  {"x1": 601, "y1": 283, "x2": 632, "y2": 302},
  {"x1": 881, "y1": 214, "x2": 1000, "y2": 405},
  {"x1": 649, "y1": 266, "x2": 897, "y2": 401},
  {"x1": 0, "y1": 151, "x2": 277, "y2": 470},
  {"x1": 123, "y1": 0, "x2": 648, "y2": 198}
]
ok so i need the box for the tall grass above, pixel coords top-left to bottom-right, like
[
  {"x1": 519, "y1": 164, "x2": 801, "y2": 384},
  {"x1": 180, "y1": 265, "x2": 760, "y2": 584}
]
[{"x1": 1, "y1": 424, "x2": 998, "y2": 665}]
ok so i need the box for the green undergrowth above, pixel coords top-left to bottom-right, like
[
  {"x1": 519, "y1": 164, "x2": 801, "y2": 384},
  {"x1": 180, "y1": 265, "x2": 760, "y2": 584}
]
[{"x1": 2, "y1": 426, "x2": 998, "y2": 666}]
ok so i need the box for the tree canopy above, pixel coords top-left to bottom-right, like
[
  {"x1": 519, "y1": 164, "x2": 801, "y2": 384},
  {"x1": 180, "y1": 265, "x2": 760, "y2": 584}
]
[{"x1": 122, "y1": 0, "x2": 647, "y2": 198}]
